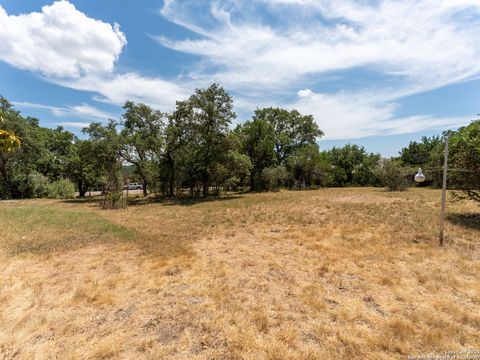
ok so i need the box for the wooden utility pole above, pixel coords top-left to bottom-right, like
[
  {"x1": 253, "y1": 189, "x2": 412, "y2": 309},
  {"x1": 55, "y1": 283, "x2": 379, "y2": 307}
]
[{"x1": 439, "y1": 135, "x2": 449, "y2": 246}]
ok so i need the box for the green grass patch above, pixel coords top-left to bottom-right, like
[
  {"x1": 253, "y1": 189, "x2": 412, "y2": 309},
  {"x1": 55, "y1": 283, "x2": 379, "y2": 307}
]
[{"x1": 0, "y1": 205, "x2": 138, "y2": 255}]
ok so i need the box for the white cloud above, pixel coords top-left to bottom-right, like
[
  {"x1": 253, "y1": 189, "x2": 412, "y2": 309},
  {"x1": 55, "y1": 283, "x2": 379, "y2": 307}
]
[
  {"x1": 56, "y1": 72, "x2": 191, "y2": 111},
  {"x1": 58, "y1": 121, "x2": 91, "y2": 129},
  {"x1": 67, "y1": 104, "x2": 115, "y2": 120},
  {"x1": 0, "y1": 0, "x2": 126, "y2": 77},
  {"x1": 0, "y1": 1, "x2": 190, "y2": 113},
  {"x1": 297, "y1": 89, "x2": 313, "y2": 98},
  {"x1": 154, "y1": 0, "x2": 480, "y2": 137},
  {"x1": 291, "y1": 89, "x2": 472, "y2": 139},
  {"x1": 13, "y1": 101, "x2": 116, "y2": 121},
  {"x1": 157, "y1": 0, "x2": 480, "y2": 93}
]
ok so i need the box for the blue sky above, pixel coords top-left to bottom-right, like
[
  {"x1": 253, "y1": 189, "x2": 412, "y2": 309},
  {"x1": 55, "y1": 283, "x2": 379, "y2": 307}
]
[{"x1": 1, "y1": 0, "x2": 480, "y2": 156}]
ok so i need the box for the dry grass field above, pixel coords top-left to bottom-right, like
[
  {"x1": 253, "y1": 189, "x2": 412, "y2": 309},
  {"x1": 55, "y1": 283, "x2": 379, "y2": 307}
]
[{"x1": 0, "y1": 188, "x2": 479, "y2": 359}]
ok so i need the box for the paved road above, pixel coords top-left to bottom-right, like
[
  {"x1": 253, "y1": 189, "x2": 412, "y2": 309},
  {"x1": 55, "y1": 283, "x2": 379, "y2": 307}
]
[{"x1": 75, "y1": 189, "x2": 145, "y2": 197}]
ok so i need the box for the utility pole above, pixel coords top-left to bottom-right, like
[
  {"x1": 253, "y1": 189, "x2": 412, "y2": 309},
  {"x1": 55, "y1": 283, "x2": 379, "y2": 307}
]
[{"x1": 439, "y1": 135, "x2": 449, "y2": 246}]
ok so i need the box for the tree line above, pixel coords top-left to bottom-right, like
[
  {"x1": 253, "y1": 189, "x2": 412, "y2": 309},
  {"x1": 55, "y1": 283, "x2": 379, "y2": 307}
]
[{"x1": 1, "y1": 84, "x2": 479, "y2": 203}]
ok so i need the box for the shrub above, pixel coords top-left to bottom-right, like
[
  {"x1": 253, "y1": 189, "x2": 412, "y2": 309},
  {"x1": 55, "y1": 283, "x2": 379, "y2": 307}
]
[
  {"x1": 15, "y1": 172, "x2": 50, "y2": 198},
  {"x1": 375, "y1": 160, "x2": 409, "y2": 191},
  {"x1": 262, "y1": 166, "x2": 287, "y2": 191},
  {"x1": 102, "y1": 190, "x2": 125, "y2": 209},
  {"x1": 47, "y1": 179, "x2": 76, "y2": 199}
]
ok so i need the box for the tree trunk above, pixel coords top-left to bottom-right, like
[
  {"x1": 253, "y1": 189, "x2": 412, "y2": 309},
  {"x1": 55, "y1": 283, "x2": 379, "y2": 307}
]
[
  {"x1": 169, "y1": 179, "x2": 174, "y2": 197},
  {"x1": 161, "y1": 178, "x2": 166, "y2": 197},
  {"x1": 168, "y1": 154, "x2": 175, "y2": 197},
  {"x1": 202, "y1": 170, "x2": 209, "y2": 198},
  {"x1": 137, "y1": 169, "x2": 148, "y2": 197},
  {"x1": 78, "y1": 179, "x2": 87, "y2": 197}
]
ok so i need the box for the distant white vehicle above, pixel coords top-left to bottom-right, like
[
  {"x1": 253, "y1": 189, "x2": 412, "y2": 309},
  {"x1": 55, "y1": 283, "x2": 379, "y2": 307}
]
[{"x1": 124, "y1": 183, "x2": 143, "y2": 190}]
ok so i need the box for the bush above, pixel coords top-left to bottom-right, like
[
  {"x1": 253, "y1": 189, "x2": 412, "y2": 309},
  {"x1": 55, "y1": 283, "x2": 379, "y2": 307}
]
[
  {"x1": 262, "y1": 166, "x2": 287, "y2": 191},
  {"x1": 103, "y1": 190, "x2": 125, "y2": 209},
  {"x1": 375, "y1": 160, "x2": 409, "y2": 191},
  {"x1": 47, "y1": 179, "x2": 76, "y2": 199},
  {"x1": 16, "y1": 172, "x2": 50, "y2": 198}
]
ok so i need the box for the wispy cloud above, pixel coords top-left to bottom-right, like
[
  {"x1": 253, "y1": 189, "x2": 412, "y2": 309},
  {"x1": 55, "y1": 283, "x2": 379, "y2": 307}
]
[
  {"x1": 156, "y1": 0, "x2": 480, "y2": 92},
  {"x1": 13, "y1": 101, "x2": 116, "y2": 121},
  {"x1": 154, "y1": 0, "x2": 480, "y2": 137},
  {"x1": 57, "y1": 121, "x2": 91, "y2": 129},
  {"x1": 291, "y1": 89, "x2": 472, "y2": 139},
  {"x1": 55, "y1": 73, "x2": 191, "y2": 111}
]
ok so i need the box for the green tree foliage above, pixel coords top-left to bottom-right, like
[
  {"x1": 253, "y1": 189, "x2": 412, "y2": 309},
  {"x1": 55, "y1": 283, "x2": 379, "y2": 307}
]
[
  {"x1": 449, "y1": 120, "x2": 480, "y2": 203},
  {"x1": 5, "y1": 88, "x2": 478, "y2": 203},
  {"x1": 400, "y1": 136, "x2": 443, "y2": 165},
  {"x1": 82, "y1": 122, "x2": 123, "y2": 207},
  {"x1": 375, "y1": 159, "x2": 409, "y2": 191},
  {"x1": 262, "y1": 166, "x2": 288, "y2": 192},
  {"x1": 47, "y1": 179, "x2": 76, "y2": 199},
  {"x1": 323, "y1": 144, "x2": 381, "y2": 187},
  {"x1": 37, "y1": 126, "x2": 76, "y2": 180},
  {"x1": 68, "y1": 139, "x2": 100, "y2": 197},
  {"x1": 253, "y1": 108, "x2": 323, "y2": 165},
  {"x1": 120, "y1": 101, "x2": 165, "y2": 196},
  {"x1": 237, "y1": 108, "x2": 324, "y2": 191},
  {"x1": 210, "y1": 150, "x2": 252, "y2": 193},
  {"x1": 19, "y1": 171, "x2": 50, "y2": 198},
  {"x1": 286, "y1": 144, "x2": 330, "y2": 189},
  {"x1": 399, "y1": 136, "x2": 444, "y2": 187},
  {"x1": 180, "y1": 83, "x2": 236, "y2": 197},
  {"x1": 1, "y1": 89, "x2": 329, "y2": 199},
  {"x1": 161, "y1": 100, "x2": 195, "y2": 196},
  {"x1": 0, "y1": 97, "x2": 79, "y2": 198},
  {"x1": 235, "y1": 118, "x2": 276, "y2": 191}
]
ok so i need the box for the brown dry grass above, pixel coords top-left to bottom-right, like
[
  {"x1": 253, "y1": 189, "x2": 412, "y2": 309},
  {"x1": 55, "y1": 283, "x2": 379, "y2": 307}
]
[{"x1": 0, "y1": 188, "x2": 479, "y2": 359}]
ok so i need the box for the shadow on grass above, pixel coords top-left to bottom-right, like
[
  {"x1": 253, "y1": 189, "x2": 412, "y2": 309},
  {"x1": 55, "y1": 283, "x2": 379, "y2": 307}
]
[
  {"x1": 447, "y1": 213, "x2": 480, "y2": 230},
  {"x1": 62, "y1": 194, "x2": 244, "y2": 207},
  {"x1": 63, "y1": 197, "x2": 102, "y2": 204}
]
